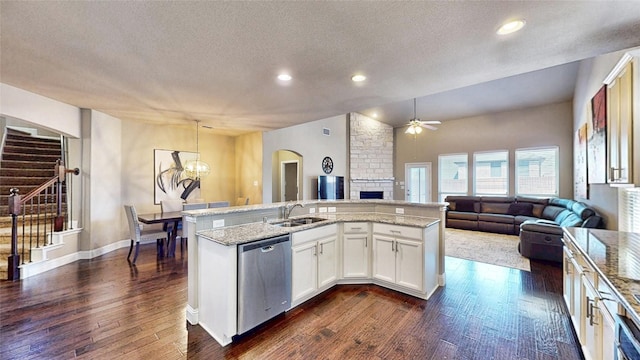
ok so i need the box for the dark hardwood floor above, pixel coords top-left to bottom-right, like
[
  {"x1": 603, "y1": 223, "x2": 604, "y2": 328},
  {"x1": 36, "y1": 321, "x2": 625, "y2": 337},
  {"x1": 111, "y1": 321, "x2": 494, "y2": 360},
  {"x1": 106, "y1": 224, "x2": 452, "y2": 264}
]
[{"x1": 0, "y1": 243, "x2": 583, "y2": 359}]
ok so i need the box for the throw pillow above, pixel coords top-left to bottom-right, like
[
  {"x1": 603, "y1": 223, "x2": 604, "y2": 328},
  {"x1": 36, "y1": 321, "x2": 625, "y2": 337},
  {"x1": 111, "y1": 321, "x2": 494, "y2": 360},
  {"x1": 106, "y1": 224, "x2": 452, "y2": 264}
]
[
  {"x1": 456, "y1": 200, "x2": 476, "y2": 212},
  {"x1": 508, "y1": 203, "x2": 533, "y2": 216}
]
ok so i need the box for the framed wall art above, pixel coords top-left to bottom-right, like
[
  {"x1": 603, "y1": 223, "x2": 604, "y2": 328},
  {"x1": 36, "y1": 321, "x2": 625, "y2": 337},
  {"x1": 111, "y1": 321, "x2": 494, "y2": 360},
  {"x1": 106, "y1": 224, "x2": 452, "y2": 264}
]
[
  {"x1": 154, "y1": 149, "x2": 201, "y2": 204},
  {"x1": 574, "y1": 123, "x2": 588, "y2": 199},
  {"x1": 587, "y1": 85, "x2": 607, "y2": 184}
]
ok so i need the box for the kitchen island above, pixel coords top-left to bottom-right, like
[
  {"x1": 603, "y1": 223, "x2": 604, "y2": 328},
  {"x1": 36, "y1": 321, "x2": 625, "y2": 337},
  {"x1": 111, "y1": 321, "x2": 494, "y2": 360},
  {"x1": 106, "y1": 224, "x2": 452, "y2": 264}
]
[{"x1": 183, "y1": 200, "x2": 446, "y2": 346}]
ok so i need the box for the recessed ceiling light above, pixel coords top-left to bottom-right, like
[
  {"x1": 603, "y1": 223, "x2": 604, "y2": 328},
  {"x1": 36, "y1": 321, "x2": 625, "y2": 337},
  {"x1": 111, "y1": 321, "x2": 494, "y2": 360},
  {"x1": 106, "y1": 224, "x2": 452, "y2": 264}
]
[
  {"x1": 277, "y1": 73, "x2": 292, "y2": 81},
  {"x1": 351, "y1": 74, "x2": 366, "y2": 82},
  {"x1": 496, "y1": 19, "x2": 526, "y2": 35},
  {"x1": 372, "y1": 112, "x2": 378, "y2": 118}
]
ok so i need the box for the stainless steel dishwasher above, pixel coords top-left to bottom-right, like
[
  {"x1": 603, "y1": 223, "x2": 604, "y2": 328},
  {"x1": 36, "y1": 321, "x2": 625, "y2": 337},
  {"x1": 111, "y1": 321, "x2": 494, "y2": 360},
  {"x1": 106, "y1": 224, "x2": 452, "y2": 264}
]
[{"x1": 237, "y1": 234, "x2": 291, "y2": 334}]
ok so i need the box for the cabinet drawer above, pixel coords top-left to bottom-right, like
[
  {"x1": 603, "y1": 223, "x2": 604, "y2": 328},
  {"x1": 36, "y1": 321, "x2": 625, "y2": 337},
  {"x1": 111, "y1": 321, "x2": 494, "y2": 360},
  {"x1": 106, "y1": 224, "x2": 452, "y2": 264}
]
[
  {"x1": 292, "y1": 224, "x2": 337, "y2": 246},
  {"x1": 344, "y1": 222, "x2": 368, "y2": 234},
  {"x1": 373, "y1": 223, "x2": 422, "y2": 240}
]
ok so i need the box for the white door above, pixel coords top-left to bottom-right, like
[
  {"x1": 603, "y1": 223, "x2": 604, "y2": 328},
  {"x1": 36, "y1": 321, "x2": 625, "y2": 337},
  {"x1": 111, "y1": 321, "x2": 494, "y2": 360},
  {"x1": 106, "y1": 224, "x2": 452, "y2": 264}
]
[
  {"x1": 395, "y1": 239, "x2": 423, "y2": 291},
  {"x1": 563, "y1": 247, "x2": 574, "y2": 316},
  {"x1": 582, "y1": 278, "x2": 602, "y2": 360},
  {"x1": 405, "y1": 163, "x2": 431, "y2": 203},
  {"x1": 317, "y1": 236, "x2": 338, "y2": 288},
  {"x1": 372, "y1": 235, "x2": 396, "y2": 283},
  {"x1": 291, "y1": 242, "x2": 317, "y2": 304},
  {"x1": 343, "y1": 233, "x2": 369, "y2": 278}
]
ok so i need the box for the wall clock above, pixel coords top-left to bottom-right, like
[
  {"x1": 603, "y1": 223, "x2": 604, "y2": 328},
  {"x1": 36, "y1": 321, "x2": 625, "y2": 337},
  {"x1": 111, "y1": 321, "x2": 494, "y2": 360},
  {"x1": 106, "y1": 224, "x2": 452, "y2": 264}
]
[{"x1": 322, "y1": 156, "x2": 333, "y2": 174}]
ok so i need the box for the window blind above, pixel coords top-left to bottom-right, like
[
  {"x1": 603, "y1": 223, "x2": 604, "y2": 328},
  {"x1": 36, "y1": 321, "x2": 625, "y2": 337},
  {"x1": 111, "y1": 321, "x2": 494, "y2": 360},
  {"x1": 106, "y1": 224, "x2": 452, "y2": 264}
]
[{"x1": 619, "y1": 187, "x2": 640, "y2": 232}]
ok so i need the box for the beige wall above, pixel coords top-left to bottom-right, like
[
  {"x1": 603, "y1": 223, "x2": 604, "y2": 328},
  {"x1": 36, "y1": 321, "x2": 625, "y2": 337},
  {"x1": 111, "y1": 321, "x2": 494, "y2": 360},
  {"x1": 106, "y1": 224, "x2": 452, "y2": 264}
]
[
  {"x1": 235, "y1": 131, "x2": 263, "y2": 205},
  {"x1": 394, "y1": 101, "x2": 574, "y2": 201},
  {"x1": 120, "y1": 121, "x2": 237, "y2": 215},
  {"x1": 573, "y1": 47, "x2": 640, "y2": 230}
]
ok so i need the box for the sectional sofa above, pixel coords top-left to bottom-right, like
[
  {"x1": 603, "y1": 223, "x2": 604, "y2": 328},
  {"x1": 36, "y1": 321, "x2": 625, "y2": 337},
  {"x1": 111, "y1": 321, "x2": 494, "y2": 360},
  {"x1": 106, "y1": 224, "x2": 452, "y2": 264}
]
[{"x1": 444, "y1": 195, "x2": 603, "y2": 262}]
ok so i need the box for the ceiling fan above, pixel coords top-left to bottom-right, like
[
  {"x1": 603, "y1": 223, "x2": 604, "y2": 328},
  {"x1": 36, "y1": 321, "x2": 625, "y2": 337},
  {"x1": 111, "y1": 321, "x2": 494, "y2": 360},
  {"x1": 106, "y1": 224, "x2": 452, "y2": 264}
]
[{"x1": 405, "y1": 98, "x2": 441, "y2": 134}]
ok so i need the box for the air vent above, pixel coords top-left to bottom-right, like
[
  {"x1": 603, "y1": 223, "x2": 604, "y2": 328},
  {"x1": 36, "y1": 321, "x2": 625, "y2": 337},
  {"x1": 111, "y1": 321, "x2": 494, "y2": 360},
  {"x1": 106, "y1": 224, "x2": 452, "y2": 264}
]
[{"x1": 322, "y1": 128, "x2": 331, "y2": 136}]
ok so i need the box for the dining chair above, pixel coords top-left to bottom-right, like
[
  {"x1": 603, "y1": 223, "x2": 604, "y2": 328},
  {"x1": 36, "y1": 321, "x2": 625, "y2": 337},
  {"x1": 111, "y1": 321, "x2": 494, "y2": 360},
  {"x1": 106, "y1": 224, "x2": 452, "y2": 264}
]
[
  {"x1": 183, "y1": 202, "x2": 208, "y2": 210},
  {"x1": 161, "y1": 199, "x2": 184, "y2": 212},
  {"x1": 124, "y1": 205, "x2": 167, "y2": 263}
]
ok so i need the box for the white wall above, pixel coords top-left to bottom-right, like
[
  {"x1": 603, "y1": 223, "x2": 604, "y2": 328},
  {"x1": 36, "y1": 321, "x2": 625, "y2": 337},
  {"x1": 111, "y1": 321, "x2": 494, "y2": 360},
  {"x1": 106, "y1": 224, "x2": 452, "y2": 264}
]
[
  {"x1": 573, "y1": 46, "x2": 640, "y2": 230},
  {"x1": 0, "y1": 83, "x2": 81, "y2": 138},
  {"x1": 262, "y1": 115, "x2": 348, "y2": 203},
  {"x1": 80, "y1": 109, "x2": 123, "y2": 250}
]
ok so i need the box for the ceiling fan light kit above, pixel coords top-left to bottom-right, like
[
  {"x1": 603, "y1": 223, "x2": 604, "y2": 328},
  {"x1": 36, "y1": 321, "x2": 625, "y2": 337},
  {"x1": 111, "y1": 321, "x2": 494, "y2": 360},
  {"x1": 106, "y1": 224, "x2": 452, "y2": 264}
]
[{"x1": 405, "y1": 98, "x2": 440, "y2": 135}]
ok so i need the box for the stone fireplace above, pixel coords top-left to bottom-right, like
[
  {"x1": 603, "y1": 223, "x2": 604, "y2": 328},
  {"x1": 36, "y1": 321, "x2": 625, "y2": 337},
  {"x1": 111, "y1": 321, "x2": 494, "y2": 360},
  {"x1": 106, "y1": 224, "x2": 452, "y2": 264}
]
[{"x1": 349, "y1": 113, "x2": 394, "y2": 199}]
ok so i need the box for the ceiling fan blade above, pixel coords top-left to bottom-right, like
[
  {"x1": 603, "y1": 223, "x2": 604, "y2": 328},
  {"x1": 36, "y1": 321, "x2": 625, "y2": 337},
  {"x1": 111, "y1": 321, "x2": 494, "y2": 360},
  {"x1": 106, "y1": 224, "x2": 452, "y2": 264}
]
[
  {"x1": 420, "y1": 120, "x2": 442, "y2": 125},
  {"x1": 420, "y1": 124, "x2": 438, "y2": 131}
]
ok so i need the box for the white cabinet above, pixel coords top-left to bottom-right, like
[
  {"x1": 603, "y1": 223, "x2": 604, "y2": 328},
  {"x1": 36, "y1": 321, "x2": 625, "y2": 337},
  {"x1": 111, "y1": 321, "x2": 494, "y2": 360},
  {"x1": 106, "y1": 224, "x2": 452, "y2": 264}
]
[
  {"x1": 563, "y1": 236, "x2": 619, "y2": 360},
  {"x1": 342, "y1": 222, "x2": 370, "y2": 278},
  {"x1": 291, "y1": 240, "x2": 318, "y2": 302},
  {"x1": 317, "y1": 236, "x2": 338, "y2": 288},
  {"x1": 606, "y1": 56, "x2": 634, "y2": 184},
  {"x1": 291, "y1": 224, "x2": 338, "y2": 306},
  {"x1": 372, "y1": 224, "x2": 424, "y2": 292},
  {"x1": 582, "y1": 277, "x2": 601, "y2": 360}
]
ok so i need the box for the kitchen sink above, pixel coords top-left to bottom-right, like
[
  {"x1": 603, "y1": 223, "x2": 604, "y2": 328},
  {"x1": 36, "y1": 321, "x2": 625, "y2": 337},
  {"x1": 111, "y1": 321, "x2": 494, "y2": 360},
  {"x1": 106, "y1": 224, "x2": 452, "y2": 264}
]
[{"x1": 271, "y1": 217, "x2": 327, "y2": 227}]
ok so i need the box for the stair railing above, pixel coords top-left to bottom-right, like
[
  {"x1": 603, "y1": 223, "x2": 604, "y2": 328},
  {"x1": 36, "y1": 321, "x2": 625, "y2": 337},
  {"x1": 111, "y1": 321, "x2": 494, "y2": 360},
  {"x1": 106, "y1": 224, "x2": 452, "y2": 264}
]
[{"x1": 7, "y1": 159, "x2": 79, "y2": 281}]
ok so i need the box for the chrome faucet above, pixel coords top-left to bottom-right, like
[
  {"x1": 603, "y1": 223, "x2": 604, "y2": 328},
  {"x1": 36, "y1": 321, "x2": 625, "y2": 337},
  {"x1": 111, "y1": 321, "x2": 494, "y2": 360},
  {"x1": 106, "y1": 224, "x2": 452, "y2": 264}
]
[{"x1": 284, "y1": 202, "x2": 304, "y2": 219}]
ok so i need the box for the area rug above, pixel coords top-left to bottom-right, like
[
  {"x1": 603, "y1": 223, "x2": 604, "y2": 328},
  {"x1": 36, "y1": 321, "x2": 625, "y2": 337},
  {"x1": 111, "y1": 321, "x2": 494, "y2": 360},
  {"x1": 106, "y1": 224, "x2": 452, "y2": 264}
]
[{"x1": 445, "y1": 228, "x2": 531, "y2": 271}]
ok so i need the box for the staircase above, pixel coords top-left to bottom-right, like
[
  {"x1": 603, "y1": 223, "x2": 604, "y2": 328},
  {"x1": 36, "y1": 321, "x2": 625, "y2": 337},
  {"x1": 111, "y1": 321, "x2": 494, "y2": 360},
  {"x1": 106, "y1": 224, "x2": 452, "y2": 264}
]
[{"x1": 1, "y1": 128, "x2": 63, "y2": 279}]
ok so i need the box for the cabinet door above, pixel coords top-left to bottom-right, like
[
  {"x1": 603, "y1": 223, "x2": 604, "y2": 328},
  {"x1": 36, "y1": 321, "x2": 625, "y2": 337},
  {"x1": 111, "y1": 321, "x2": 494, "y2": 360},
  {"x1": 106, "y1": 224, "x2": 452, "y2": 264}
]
[
  {"x1": 395, "y1": 239, "x2": 423, "y2": 292},
  {"x1": 291, "y1": 241, "x2": 318, "y2": 304},
  {"x1": 582, "y1": 276, "x2": 602, "y2": 360},
  {"x1": 317, "y1": 236, "x2": 338, "y2": 288},
  {"x1": 600, "y1": 300, "x2": 616, "y2": 360},
  {"x1": 372, "y1": 235, "x2": 396, "y2": 283},
  {"x1": 571, "y1": 257, "x2": 585, "y2": 342},
  {"x1": 343, "y1": 233, "x2": 369, "y2": 278},
  {"x1": 563, "y1": 246, "x2": 575, "y2": 316},
  {"x1": 607, "y1": 59, "x2": 633, "y2": 184}
]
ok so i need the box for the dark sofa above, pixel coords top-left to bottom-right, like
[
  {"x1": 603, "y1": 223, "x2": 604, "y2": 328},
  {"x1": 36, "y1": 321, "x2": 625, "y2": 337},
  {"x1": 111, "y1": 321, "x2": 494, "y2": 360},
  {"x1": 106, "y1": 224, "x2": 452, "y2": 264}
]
[{"x1": 444, "y1": 195, "x2": 603, "y2": 262}]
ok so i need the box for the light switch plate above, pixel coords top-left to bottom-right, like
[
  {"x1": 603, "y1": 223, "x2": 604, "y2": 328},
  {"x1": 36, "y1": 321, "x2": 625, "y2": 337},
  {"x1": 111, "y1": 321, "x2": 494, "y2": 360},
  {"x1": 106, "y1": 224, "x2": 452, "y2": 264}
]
[
  {"x1": 395, "y1": 208, "x2": 405, "y2": 214},
  {"x1": 319, "y1": 207, "x2": 327, "y2": 213},
  {"x1": 328, "y1": 207, "x2": 336, "y2": 213},
  {"x1": 309, "y1": 208, "x2": 316, "y2": 214}
]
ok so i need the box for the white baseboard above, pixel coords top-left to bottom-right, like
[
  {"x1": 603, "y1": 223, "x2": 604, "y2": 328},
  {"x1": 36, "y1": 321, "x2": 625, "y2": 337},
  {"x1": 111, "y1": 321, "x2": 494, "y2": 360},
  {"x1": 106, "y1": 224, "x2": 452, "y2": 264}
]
[
  {"x1": 19, "y1": 237, "x2": 157, "y2": 279},
  {"x1": 438, "y1": 273, "x2": 446, "y2": 286},
  {"x1": 186, "y1": 305, "x2": 199, "y2": 325}
]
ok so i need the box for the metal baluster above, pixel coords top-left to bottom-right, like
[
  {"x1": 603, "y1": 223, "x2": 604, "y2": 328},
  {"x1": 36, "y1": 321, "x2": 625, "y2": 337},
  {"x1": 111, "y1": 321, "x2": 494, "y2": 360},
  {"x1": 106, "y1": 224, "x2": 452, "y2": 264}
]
[{"x1": 21, "y1": 210, "x2": 26, "y2": 265}]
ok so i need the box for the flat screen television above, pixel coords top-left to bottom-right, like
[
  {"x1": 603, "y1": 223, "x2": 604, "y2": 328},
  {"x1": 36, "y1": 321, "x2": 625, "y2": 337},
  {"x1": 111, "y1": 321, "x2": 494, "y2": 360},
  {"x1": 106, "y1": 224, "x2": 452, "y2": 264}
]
[{"x1": 318, "y1": 175, "x2": 344, "y2": 200}]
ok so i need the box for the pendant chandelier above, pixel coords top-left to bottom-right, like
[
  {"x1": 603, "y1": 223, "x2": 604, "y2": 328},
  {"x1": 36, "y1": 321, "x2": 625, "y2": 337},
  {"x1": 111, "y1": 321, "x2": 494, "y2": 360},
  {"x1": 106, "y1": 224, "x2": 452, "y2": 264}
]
[{"x1": 183, "y1": 120, "x2": 211, "y2": 180}]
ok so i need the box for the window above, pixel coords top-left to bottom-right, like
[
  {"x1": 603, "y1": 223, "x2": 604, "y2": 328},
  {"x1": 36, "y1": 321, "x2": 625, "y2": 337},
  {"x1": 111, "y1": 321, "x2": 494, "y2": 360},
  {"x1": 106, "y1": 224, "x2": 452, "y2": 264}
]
[
  {"x1": 438, "y1": 153, "x2": 468, "y2": 201},
  {"x1": 474, "y1": 151, "x2": 508, "y2": 195},
  {"x1": 515, "y1": 147, "x2": 559, "y2": 196}
]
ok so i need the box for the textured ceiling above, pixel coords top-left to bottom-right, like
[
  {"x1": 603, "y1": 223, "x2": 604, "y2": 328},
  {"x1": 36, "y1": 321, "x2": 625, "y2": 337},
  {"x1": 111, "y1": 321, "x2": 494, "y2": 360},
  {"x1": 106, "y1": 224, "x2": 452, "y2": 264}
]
[{"x1": 2, "y1": 1, "x2": 640, "y2": 135}]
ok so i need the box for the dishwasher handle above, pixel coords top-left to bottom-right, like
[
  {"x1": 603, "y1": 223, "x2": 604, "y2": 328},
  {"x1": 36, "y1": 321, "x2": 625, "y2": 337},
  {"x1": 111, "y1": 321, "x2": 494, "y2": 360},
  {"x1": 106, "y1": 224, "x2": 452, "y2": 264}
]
[{"x1": 261, "y1": 245, "x2": 274, "y2": 253}]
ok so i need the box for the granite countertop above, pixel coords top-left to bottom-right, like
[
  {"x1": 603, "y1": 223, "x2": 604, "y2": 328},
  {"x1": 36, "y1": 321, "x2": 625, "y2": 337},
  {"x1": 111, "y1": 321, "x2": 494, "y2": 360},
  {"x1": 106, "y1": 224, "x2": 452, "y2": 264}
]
[
  {"x1": 197, "y1": 213, "x2": 440, "y2": 246},
  {"x1": 563, "y1": 227, "x2": 640, "y2": 324},
  {"x1": 184, "y1": 199, "x2": 447, "y2": 217}
]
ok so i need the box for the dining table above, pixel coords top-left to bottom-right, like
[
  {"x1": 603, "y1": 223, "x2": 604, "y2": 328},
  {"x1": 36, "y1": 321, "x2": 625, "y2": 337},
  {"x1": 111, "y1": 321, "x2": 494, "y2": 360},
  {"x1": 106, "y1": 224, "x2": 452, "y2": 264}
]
[{"x1": 137, "y1": 211, "x2": 183, "y2": 258}]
